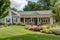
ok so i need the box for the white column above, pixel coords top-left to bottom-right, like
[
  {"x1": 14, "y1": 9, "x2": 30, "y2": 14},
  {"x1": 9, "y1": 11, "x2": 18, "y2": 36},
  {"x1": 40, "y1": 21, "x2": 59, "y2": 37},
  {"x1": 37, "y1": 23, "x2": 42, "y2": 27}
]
[
  {"x1": 37, "y1": 18, "x2": 39, "y2": 25},
  {"x1": 24, "y1": 18, "x2": 25, "y2": 24},
  {"x1": 5, "y1": 17, "x2": 6, "y2": 24},
  {"x1": 0, "y1": 19, "x2": 2, "y2": 23},
  {"x1": 2, "y1": 18, "x2": 3, "y2": 23},
  {"x1": 10, "y1": 18, "x2": 12, "y2": 24},
  {"x1": 31, "y1": 18, "x2": 32, "y2": 23},
  {"x1": 50, "y1": 17, "x2": 53, "y2": 24},
  {"x1": 10, "y1": 11, "x2": 12, "y2": 24},
  {"x1": 20, "y1": 18, "x2": 21, "y2": 22},
  {"x1": 40, "y1": 18, "x2": 41, "y2": 25}
]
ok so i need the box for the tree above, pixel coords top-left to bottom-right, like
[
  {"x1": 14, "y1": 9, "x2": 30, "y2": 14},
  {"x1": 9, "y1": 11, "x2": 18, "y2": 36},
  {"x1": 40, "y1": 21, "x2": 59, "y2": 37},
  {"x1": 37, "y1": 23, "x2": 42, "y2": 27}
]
[
  {"x1": 50, "y1": 0, "x2": 59, "y2": 9},
  {"x1": 11, "y1": 8, "x2": 22, "y2": 12},
  {"x1": 37, "y1": 0, "x2": 59, "y2": 10},
  {"x1": 0, "y1": 0, "x2": 10, "y2": 19},
  {"x1": 11, "y1": 8, "x2": 19, "y2": 12},
  {"x1": 23, "y1": 1, "x2": 41, "y2": 11},
  {"x1": 37, "y1": 0, "x2": 50, "y2": 10},
  {"x1": 52, "y1": 1, "x2": 60, "y2": 23}
]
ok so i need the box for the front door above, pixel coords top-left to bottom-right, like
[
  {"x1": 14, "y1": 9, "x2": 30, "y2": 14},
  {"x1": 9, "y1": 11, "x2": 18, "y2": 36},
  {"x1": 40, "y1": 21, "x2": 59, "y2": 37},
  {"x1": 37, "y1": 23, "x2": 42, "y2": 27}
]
[{"x1": 33, "y1": 18, "x2": 37, "y2": 25}]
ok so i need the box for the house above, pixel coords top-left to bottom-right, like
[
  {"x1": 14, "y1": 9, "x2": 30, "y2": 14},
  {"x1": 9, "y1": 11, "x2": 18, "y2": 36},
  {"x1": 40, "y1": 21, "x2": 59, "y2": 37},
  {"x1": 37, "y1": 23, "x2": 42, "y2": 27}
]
[{"x1": 0, "y1": 10, "x2": 53, "y2": 25}]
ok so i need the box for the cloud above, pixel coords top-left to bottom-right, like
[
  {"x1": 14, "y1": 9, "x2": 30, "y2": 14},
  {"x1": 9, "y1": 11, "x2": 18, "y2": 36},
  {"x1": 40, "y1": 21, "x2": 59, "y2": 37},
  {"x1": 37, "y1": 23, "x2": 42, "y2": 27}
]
[
  {"x1": 10, "y1": 0, "x2": 28, "y2": 10},
  {"x1": 26, "y1": 0, "x2": 37, "y2": 2}
]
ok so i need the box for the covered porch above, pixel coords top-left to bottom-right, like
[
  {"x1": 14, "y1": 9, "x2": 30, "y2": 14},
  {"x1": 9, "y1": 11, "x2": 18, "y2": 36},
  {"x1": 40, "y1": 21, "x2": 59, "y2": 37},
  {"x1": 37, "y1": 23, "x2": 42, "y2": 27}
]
[{"x1": 20, "y1": 17, "x2": 51, "y2": 25}]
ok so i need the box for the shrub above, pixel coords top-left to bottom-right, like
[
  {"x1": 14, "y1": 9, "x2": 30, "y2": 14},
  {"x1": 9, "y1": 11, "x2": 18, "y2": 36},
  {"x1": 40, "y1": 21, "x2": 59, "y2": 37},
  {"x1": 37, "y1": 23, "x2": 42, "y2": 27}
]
[
  {"x1": 19, "y1": 22, "x2": 25, "y2": 26},
  {"x1": 52, "y1": 29, "x2": 60, "y2": 35},
  {"x1": 40, "y1": 28, "x2": 53, "y2": 34},
  {"x1": 33, "y1": 26, "x2": 40, "y2": 31},
  {"x1": 28, "y1": 25, "x2": 33, "y2": 30},
  {"x1": 56, "y1": 22, "x2": 60, "y2": 26},
  {"x1": 2, "y1": 23, "x2": 10, "y2": 26},
  {"x1": 40, "y1": 24, "x2": 53, "y2": 34},
  {"x1": 12, "y1": 22, "x2": 16, "y2": 25},
  {"x1": 25, "y1": 25, "x2": 33, "y2": 30},
  {"x1": 13, "y1": 22, "x2": 25, "y2": 26},
  {"x1": 57, "y1": 22, "x2": 60, "y2": 25}
]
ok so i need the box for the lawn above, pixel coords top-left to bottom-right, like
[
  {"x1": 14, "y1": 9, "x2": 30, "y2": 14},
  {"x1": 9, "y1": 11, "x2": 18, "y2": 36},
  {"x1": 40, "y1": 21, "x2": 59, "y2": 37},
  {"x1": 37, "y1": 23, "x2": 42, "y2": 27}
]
[{"x1": 0, "y1": 25, "x2": 60, "y2": 40}]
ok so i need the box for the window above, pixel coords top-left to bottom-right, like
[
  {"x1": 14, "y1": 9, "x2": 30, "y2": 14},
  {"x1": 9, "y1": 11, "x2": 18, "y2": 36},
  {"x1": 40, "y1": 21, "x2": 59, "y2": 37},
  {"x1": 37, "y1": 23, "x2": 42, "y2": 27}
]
[
  {"x1": 25, "y1": 18, "x2": 31, "y2": 22},
  {"x1": 41, "y1": 18, "x2": 50, "y2": 24},
  {"x1": 12, "y1": 18, "x2": 17, "y2": 23},
  {"x1": 6, "y1": 18, "x2": 10, "y2": 22},
  {"x1": 21, "y1": 18, "x2": 24, "y2": 23}
]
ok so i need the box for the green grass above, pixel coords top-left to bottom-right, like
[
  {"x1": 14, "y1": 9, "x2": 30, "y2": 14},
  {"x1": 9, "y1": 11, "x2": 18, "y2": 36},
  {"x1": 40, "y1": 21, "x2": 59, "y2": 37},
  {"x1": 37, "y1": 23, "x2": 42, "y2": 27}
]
[{"x1": 0, "y1": 25, "x2": 60, "y2": 40}]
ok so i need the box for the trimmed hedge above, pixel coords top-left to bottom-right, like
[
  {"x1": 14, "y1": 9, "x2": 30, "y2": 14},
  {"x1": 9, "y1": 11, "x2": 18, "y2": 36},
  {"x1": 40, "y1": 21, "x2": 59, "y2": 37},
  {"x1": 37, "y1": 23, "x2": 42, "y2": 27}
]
[{"x1": 12, "y1": 22, "x2": 25, "y2": 26}]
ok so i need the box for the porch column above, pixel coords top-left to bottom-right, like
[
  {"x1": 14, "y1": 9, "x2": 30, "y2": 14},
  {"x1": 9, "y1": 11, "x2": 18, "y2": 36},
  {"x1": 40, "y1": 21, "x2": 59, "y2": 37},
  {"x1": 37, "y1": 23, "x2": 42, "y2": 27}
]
[
  {"x1": 31, "y1": 18, "x2": 32, "y2": 23},
  {"x1": 19, "y1": 18, "x2": 21, "y2": 22},
  {"x1": 5, "y1": 17, "x2": 6, "y2": 24},
  {"x1": 40, "y1": 18, "x2": 41, "y2": 25},
  {"x1": 2, "y1": 18, "x2": 3, "y2": 23},
  {"x1": 24, "y1": 18, "x2": 25, "y2": 24},
  {"x1": 50, "y1": 17, "x2": 53, "y2": 24},
  {"x1": 10, "y1": 11, "x2": 12, "y2": 24},
  {"x1": 10, "y1": 18, "x2": 12, "y2": 24},
  {"x1": 37, "y1": 18, "x2": 39, "y2": 25}
]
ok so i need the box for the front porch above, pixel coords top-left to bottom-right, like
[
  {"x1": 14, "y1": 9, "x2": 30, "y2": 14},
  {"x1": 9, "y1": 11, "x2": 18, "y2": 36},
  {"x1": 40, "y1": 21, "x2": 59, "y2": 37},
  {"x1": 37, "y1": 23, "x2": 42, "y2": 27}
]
[
  {"x1": 2, "y1": 17, "x2": 53, "y2": 25},
  {"x1": 20, "y1": 17, "x2": 50, "y2": 25}
]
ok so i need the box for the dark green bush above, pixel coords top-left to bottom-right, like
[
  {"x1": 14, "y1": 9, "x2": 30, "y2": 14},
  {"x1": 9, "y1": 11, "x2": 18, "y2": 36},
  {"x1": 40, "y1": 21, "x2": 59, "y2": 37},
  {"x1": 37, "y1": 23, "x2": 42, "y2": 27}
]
[
  {"x1": 2, "y1": 23, "x2": 10, "y2": 26},
  {"x1": 57, "y1": 22, "x2": 60, "y2": 25},
  {"x1": 12, "y1": 22, "x2": 25, "y2": 26},
  {"x1": 19, "y1": 22, "x2": 25, "y2": 26}
]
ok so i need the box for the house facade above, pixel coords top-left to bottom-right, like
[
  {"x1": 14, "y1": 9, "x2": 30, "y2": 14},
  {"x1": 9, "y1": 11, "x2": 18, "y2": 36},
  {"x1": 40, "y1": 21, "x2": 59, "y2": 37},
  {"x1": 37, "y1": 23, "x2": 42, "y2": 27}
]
[{"x1": 0, "y1": 10, "x2": 53, "y2": 25}]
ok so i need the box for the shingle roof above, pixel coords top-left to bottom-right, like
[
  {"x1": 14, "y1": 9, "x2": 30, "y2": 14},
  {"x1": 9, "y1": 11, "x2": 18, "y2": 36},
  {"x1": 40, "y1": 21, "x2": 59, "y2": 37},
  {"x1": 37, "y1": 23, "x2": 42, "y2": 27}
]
[{"x1": 12, "y1": 10, "x2": 52, "y2": 17}]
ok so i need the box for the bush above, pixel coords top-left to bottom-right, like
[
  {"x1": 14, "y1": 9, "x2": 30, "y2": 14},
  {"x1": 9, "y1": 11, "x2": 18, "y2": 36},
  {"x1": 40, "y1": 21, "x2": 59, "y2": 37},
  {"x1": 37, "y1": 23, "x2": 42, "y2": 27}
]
[
  {"x1": 52, "y1": 29, "x2": 60, "y2": 35},
  {"x1": 40, "y1": 24, "x2": 53, "y2": 34},
  {"x1": 40, "y1": 28, "x2": 53, "y2": 34},
  {"x1": 13, "y1": 22, "x2": 25, "y2": 26},
  {"x1": 2, "y1": 23, "x2": 10, "y2": 26},
  {"x1": 20, "y1": 22, "x2": 25, "y2": 26},
  {"x1": 13, "y1": 22, "x2": 20, "y2": 25},
  {"x1": 57, "y1": 22, "x2": 60, "y2": 25},
  {"x1": 25, "y1": 25, "x2": 33, "y2": 30},
  {"x1": 33, "y1": 26, "x2": 40, "y2": 31},
  {"x1": 28, "y1": 25, "x2": 33, "y2": 30}
]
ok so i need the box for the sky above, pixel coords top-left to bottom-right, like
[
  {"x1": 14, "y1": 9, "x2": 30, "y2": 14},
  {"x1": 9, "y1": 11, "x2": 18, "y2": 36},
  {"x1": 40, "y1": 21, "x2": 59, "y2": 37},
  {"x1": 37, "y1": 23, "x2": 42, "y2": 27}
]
[
  {"x1": 26, "y1": 0, "x2": 38, "y2": 2},
  {"x1": 10, "y1": 0, "x2": 38, "y2": 11}
]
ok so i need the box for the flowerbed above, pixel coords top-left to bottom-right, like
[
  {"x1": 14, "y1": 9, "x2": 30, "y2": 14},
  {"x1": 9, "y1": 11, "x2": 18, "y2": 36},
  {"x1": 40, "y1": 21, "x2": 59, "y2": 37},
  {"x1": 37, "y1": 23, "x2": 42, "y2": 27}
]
[{"x1": 25, "y1": 24, "x2": 60, "y2": 35}]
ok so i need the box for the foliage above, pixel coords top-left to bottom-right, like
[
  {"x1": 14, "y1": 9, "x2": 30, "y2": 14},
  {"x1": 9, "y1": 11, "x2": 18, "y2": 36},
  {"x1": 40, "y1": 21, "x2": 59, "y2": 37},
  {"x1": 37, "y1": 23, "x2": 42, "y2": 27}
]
[
  {"x1": 33, "y1": 26, "x2": 40, "y2": 31},
  {"x1": 40, "y1": 24, "x2": 53, "y2": 34},
  {"x1": 20, "y1": 22, "x2": 24, "y2": 26},
  {"x1": 52, "y1": 29, "x2": 60, "y2": 35},
  {"x1": 37, "y1": 0, "x2": 51, "y2": 10},
  {"x1": 13, "y1": 22, "x2": 25, "y2": 26},
  {"x1": 0, "y1": 0, "x2": 10, "y2": 19},
  {"x1": 52, "y1": 1, "x2": 60, "y2": 23},
  {"x1": 37, "y1": 0, "x2": 59, "y2": 10},
  {"x1": 57, "y1": 22, "x2": 60, "y2": 25},
  {"x1": 25, "y1": 25, "x2": 33, "y2": 30},
  {"x1": 23, "y1": 0, "x2": 59, "y2": 11},
  {"x1": 50, "y1": 0, "x2": 59, "y2": 8},
  {"x1": 23, "y1": 1, "x2": 41, "y2": 11},
  {"x1": 11, "y1": 8, "x2": 20, "y2": 12}
]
